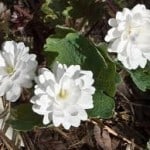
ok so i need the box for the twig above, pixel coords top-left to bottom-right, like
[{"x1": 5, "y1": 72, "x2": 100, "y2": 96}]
[
  {"x1": 14, "y1": 5, "x2": 33, "y2": 19},
  {"x1": 53, "y1": 127, "x2": 70, "y2": 139},
  {"x1": 90, "y1": 120, "x2": 143, "y2": 149},
  {"x1": 84, "y1": 21, "x2": 99, "y2": 37},
  {"x1": 78, "y1": 18, "x2": 88, "y2": 31},
  {"x1": 21, "y1": 132, "x2": 36, "y2": 150},
  {"x1": 117, "y1": 89, "x2": 135, "y2": 118},
  {"x1": 0, "y1": 130, "x2": 19, "y2": 150},
  {"x1": 118, "y1": 90, "x2": 150, "y2": 108},
  {"x1": 106, "y1": 0, "x2": 118, "y2": 16}
]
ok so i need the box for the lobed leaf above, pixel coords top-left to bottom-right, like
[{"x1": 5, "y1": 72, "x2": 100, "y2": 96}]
[
  {"x1": 44, "y1": 26, "x2": 107, "y2": 80},
  {"x1": 129, "y1": 64, "x2": 150, "y2": 91},
  {"x1": 8, "y1": 104, "x2": 43, "y2": 131},
  {"x1": 88, "y1": 90, "x2": 115, "y2": 119},
  {"x1": 96, "y1": 43, "x2": 119, "y2": 97}
]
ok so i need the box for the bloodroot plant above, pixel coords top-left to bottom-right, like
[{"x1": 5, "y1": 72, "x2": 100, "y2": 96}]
[
  {"x1": 105, "y1": 4, "x2": 150, "y2": 92},
  {"x1": 0, "y1": 1, "x2": 150, "y2": 149}
]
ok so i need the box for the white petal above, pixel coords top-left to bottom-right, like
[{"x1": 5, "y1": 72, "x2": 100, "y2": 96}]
[
  {"x1": 116, "y1": 11, "x2": 124, "y2": 20},
  {"x1": 132, "y1": 4, "x2": 146, "y2": 13},
  {"x1": 68, "y1": 116, "x2": 80, "y2": 127},
  {"x1": 43, "y1": 69, "x2": 55, "y2": 81},
  {"x1": 36, "y1": 94, "x2": 51, "y2": 106},
  {"x1": 62, "y1": 121, "x2": 71, "y2": 130},
  {"x1": 76, "y1": 73, "x2": 95, "y2": 94},
  {"x1": 139, "y1": 58, "x2": 147, "y2": 68},
  {"x1": 77, "y1": 92, "x2": 93, "y2": 109},
  {"x1": 105, "y1": 28, "x2": 120, "y2": 42},
  {"x1": 53, "y1": 111, "x2": 64, "y2": 127},
  {"x1": 108, "y1": 18, "x2": 117, "y2": 27},
  {"x1": 35, "y1": 87, "x2": 45, "y2": 95},
  {"x1": 0, "y1": 79, "x2": 11, "y2": 97},
  {"x1": 66, "y1": 65, "x2": 80, "y2": 77},
  {"x1": 108, "y1": 39, "x2": 121, "y2": 52},
  {"x1": 0, "y1": 54, "x2": 5, "y2": 67},
  {"x1": 2, "y1": 41, "x2": 15, "y2": 56},
  {"x1": 143, "y1": 52, "x2": 150, "y2": 60},
  {"x1": 52, "y1": 62, "x2": 66, "y2": 81},
  {"x1": 43, "y1": 113, "x2": 50, "y2": 124},
  {"x1": 46, "y1": 85, "x2": 55, "y2": 97},
  {"x1": 5, "y1": 126, "x2": 13, "y2": 140},
  {"x1": 6, "y1": 84, "x2": 21, "y2": 102},
  {"x1": 122, "y1": 8, "x2": 131, "y2": 19},
  {"x1": 30, "y1": 96, "x2": 38, "y2": 104},
  {"x1": 78, "y1": 109, "x2": 88, "y2": 120},
  {"x1": 117, "y1": 22, "x2": 126, "y2": 31},
  {"x1": 38, "y1": 74, "x2": 45, "y2": 84}
]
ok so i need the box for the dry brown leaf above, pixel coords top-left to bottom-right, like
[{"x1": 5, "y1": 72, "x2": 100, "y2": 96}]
[
  {"x1": 94, "y1": 125, "x2": 112, "y2": 150},
  {"x1": 111, "y1": 137, "x2": 120, "y2": 150}
]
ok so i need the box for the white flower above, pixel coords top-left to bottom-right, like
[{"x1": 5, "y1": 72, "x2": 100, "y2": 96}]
[
  {"x1": 0, "y1": 41, "x2": 37, "y2": 102},
  {"x1": 31, "y1": 62, "x2": 95, "y2": 129},
  {"x1": 105, "y1": 4, "x2": 150, "y2": 69}
]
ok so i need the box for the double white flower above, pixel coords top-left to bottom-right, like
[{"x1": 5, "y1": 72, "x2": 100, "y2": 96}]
[
  {"x1": 105, "y1": 4, "x2": 150, "y2": 69},
  {"x1": 0, "y1": 41, "x2": 37, "y2": 102},
  {"x1": 31, "y1": 63, "x2": 95, "y2": 129}
]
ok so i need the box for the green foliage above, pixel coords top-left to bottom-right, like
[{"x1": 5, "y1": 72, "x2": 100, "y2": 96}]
[
  {"x1": 41, "y1": 0, "x2": 104, "y2": 27},
  {"x1": 8, "y1": 104, "x2": 43, "y2": 131},
  {"x1": 44, "y1": 27, "x2": 116, "y2": 119},
  {"x1": 97, "y1": 43, "x2": 118, "y2": 97},
  {"x1": 42, "y1": 0, "x2": 68, "y2": 25},
  {"x1": 88, "y1": 90, "x2": 115, "y2": 118},
  {"x1": 44, "y1": 26, "x2": 107, "y2": 80},
  {"x1": 129, "y1": 64, "x2": 150, "y2": 92}
]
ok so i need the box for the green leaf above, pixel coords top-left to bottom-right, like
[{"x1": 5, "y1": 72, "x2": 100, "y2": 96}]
[
  {"x1": 96, "y1": 43, "x2": 118, "y2": 96},
  {"x1": 53, "y1": 25, "x2": 76, "y2": 38},
  {"x1": 129, "y1": 64, "x2": 150, "y2": 91},
  {"x1": 44, "y1": 27, "x2": 107, "y2": 80},
  {"x1": 8, "y1": 104, "x2": 43, "y2": 131},
  {"x1": 88, "y1": 90, "x2": 115, "y2": 119},
  {"x1": 45, "y1": 33, "x2": 86, "y2": 65},
  {"x1": 44, "y1": 28, "x2": 118, "y2": 97}
]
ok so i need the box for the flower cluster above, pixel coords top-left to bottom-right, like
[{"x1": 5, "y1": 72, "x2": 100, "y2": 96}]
[
  {"x1": 105, "y1": 4, "x2": 150, "y2": 69},
  {"x1": 31, "y1": 63, "x2": 95, "y2": 129},
  {"x1": 0, "y1": 40, "x2": 95, "y2": 129},
  {"x1": 0, "y1": 3, "x2": 149, "y2": 131}
]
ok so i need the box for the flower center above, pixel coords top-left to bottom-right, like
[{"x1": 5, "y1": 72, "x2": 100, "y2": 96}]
[
  {"x1": 127, "y1": 27, "x2": 131, "y2": 35},
  {"x1": 5, "y1": 66, "x2": 15, "y2": 75},
  {"x1": 58, "y1": 88, "x2": 69, "y2": 100}
]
